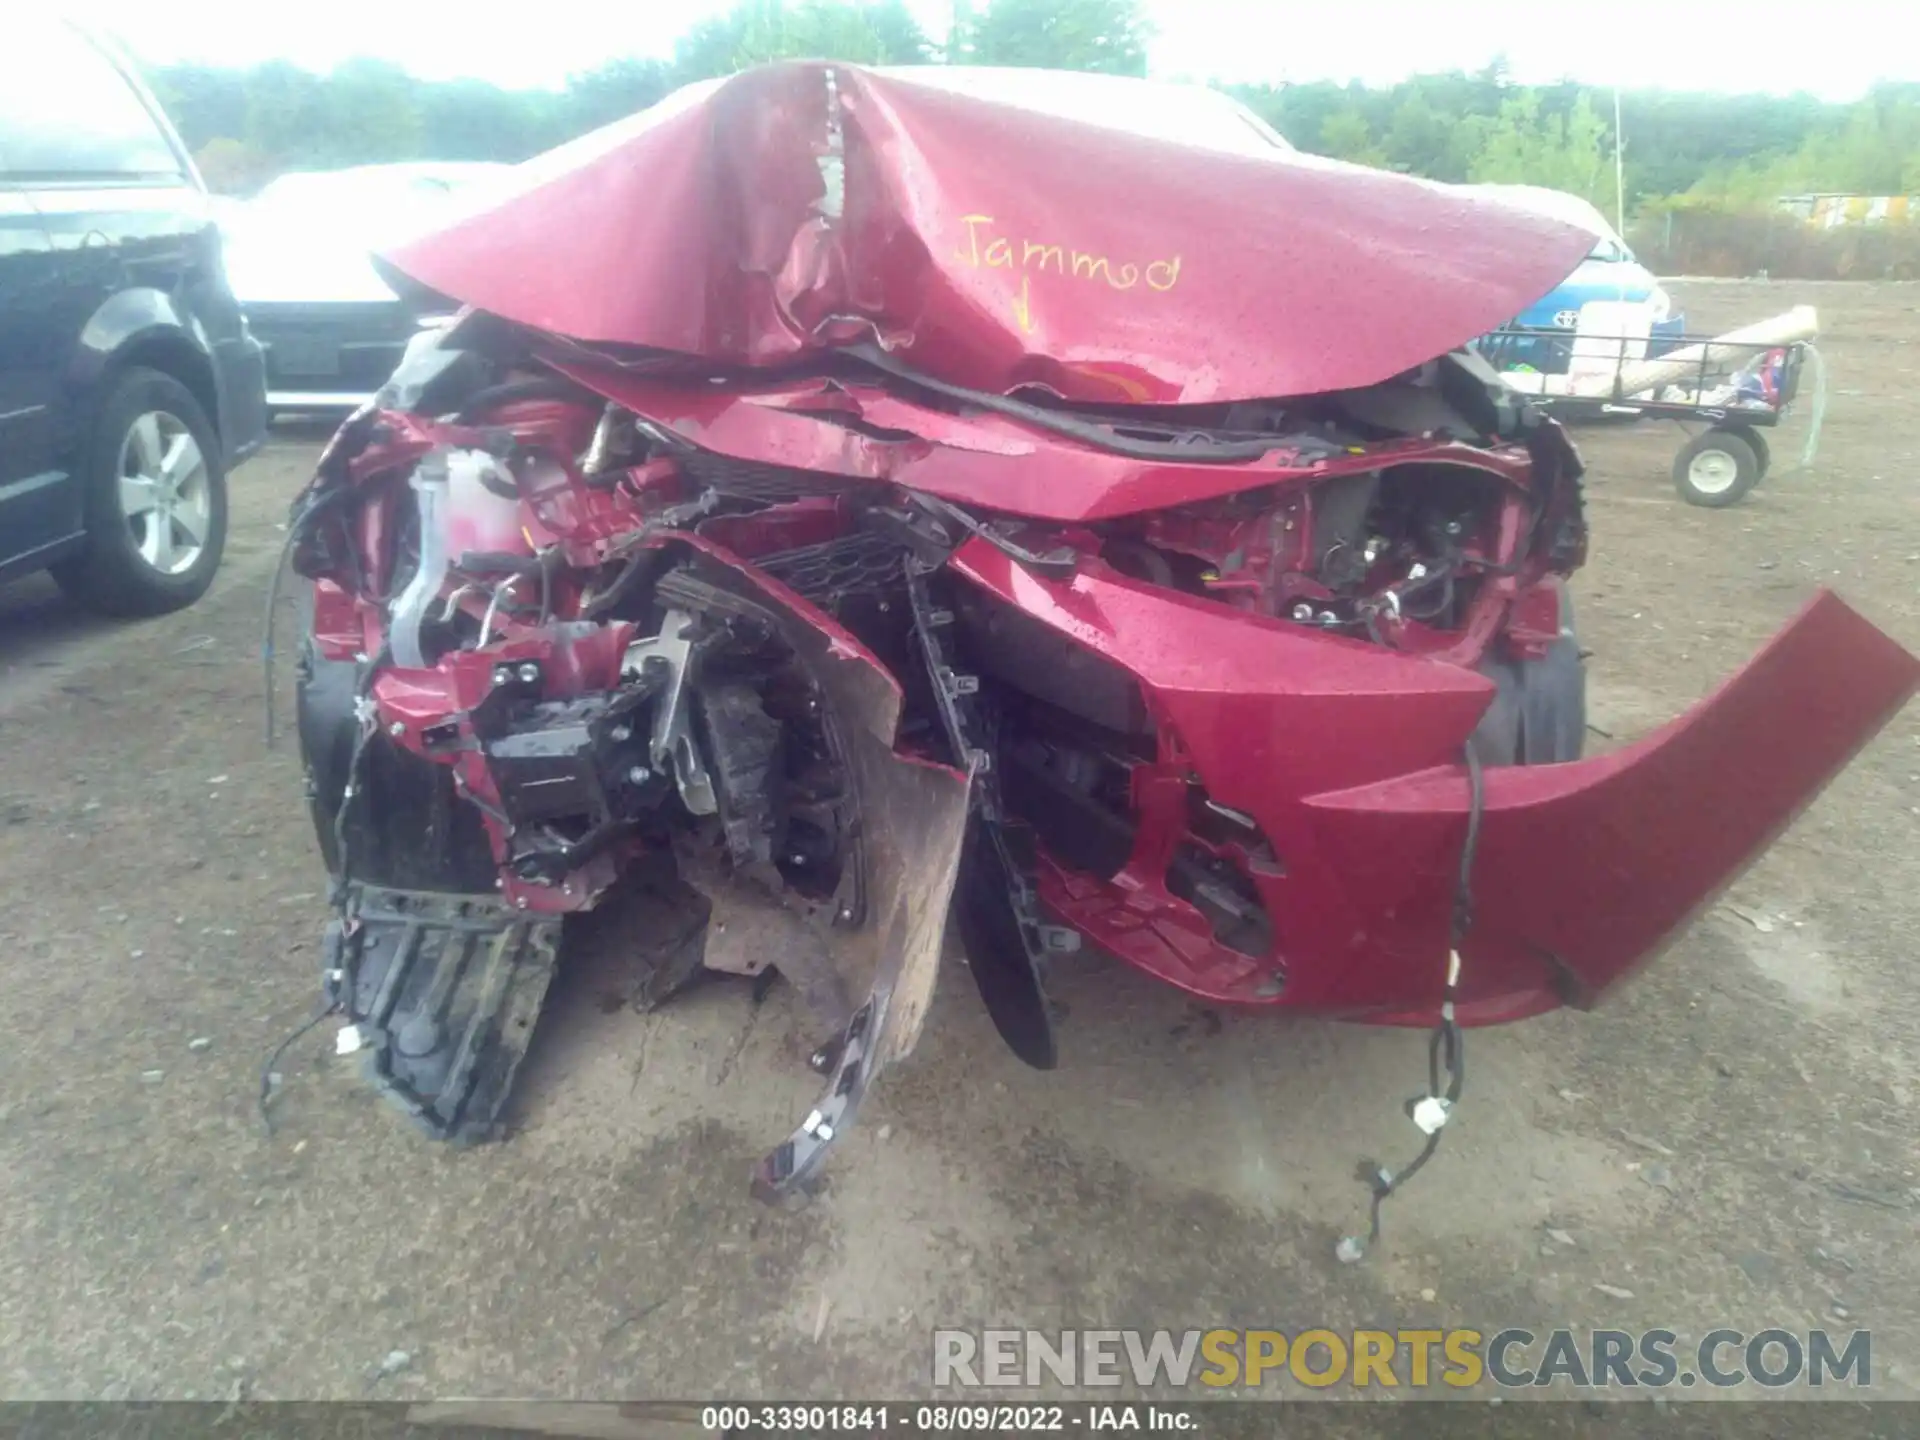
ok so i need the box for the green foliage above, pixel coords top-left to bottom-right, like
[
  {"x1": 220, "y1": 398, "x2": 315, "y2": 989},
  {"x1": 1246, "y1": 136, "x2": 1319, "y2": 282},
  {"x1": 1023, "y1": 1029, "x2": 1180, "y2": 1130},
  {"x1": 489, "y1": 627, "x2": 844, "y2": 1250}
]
[
  {"x1": 731, "y1": 1, "x2": 897, "y2": 66},
  {"x1": 1318, "y1": 109, "x2": 1385, "y2": 167},
  {"x1": 1681, "y1": 85, "x2": 1920, "y2": 205},
  {"x1": 149, "y1": 64, "x2": 248, "y2": 149},
  {"x1": 157, "y1": 0, "x2": 941, "y2": 190},
  {"x1": 321, "y1": 59, "x2": 422, "y2": 165},
  {"x1": 191, "y1": 136, "x2": 274, "y2": 193},
  {"x1": 419, "y1": 80, "x2": 538, "y2": 162},
  {"x1": 957, "y1": 0, "x2": 1150, "y2": 76},
  {"x1": 1233, "y1": 61, "x2": 1511, "y2": 182},
  {"x1": 555, "y1": 59, "x2": 675, "y2": 141},
  {"x1": 1616, "y1": 91, "x2": 1827, "y2": 198},
  {"x1": 863, "y1": 1, "x2": 936, "y2": 64},
  {"x1": 1468, "y1": 91, "x2": 1620, "y2": 219},
  {"x1": 1233, "y1": 67, "x2": 1920, "y2": 218},
  {"x1": 236, "y1": 60, "x2": 325, "y2": 168}
]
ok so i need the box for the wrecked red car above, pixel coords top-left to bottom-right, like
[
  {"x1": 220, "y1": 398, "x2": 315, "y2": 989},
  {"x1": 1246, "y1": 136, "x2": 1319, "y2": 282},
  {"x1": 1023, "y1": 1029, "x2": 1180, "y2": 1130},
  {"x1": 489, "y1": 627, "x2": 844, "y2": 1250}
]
[{"x1": 280, "y1": 64, "x2": 1919, "y2": 1212}]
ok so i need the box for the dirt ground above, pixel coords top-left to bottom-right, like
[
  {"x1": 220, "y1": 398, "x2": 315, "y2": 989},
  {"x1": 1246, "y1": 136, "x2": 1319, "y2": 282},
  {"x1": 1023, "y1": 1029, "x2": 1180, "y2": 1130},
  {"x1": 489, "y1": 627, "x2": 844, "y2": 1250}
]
[{"x1": 0, "y1": 279, "x2": 1915, "y2": 1415}]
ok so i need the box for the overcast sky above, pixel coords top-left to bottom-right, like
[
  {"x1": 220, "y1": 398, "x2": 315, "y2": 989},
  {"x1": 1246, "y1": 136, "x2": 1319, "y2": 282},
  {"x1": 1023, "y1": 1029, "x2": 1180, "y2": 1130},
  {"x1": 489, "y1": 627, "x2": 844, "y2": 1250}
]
[{"x1": 65, "y1": 0, "x2": 1918, "y2": 100}]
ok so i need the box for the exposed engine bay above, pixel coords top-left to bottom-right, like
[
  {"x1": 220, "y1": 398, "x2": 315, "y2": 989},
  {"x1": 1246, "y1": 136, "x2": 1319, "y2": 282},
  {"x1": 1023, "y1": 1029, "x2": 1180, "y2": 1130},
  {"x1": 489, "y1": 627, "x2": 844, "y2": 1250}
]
[
  {"x1": 276, "y1": 62, "x2": 1920, "y2": 1228},
  {"x1": 288, "y1": 321, "x2": 1583, "y2": 1178}
]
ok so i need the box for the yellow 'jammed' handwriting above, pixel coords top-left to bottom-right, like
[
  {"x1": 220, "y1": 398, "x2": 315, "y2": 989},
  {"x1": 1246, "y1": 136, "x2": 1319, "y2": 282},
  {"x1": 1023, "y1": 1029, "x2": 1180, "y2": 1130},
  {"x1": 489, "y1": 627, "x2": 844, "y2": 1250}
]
[{"x1": 953, "y1": 214, "x2": 1182, "y2": 298}]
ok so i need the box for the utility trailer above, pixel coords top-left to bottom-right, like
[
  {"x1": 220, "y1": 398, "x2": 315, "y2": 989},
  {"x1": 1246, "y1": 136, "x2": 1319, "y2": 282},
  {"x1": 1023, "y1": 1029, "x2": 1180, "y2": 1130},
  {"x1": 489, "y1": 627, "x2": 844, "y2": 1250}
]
[{"x1": 1481, "y1": 305, "x2": 1821, "y2": 507}]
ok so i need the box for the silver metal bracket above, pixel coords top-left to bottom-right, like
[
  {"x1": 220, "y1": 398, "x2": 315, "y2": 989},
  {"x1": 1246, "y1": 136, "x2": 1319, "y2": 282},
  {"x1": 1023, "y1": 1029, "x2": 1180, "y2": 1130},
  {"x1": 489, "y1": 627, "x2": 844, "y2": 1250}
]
[{"x1": 622, "y1": 609, "x2": 717, "y2": 816}]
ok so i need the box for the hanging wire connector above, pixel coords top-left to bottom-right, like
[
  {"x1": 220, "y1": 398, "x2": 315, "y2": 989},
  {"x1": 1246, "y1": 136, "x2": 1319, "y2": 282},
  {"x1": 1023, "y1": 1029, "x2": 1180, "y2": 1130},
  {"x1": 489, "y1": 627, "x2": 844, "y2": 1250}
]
[
  {"x1": 258, "y1": 1001, "x2": 339, "y2": 1137},
  {"x1": 1792, "y1": 342, "x2": 1828, "y2": 474},
  {"x1": 1337, "y1": 744, "x2": 1482, "y2": 1264}
]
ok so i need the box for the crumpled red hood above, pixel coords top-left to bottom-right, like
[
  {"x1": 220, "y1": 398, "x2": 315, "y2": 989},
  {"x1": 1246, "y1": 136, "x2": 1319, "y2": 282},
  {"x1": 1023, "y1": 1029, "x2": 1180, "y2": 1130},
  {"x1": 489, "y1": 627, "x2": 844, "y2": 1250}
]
[{"x1": 382, "y1": 64, "x2": 1595, "y2": 405}]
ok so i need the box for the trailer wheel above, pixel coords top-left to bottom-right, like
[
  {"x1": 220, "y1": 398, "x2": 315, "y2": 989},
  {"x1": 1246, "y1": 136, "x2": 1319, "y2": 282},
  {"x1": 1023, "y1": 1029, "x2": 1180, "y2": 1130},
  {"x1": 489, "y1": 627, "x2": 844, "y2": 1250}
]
[
  {"x1": 1674, "y1": 428, "x2": 1762, "y2": 508},
  {"x1": 1745, "y1": 427, "x2": 1772, "y2": 480}
]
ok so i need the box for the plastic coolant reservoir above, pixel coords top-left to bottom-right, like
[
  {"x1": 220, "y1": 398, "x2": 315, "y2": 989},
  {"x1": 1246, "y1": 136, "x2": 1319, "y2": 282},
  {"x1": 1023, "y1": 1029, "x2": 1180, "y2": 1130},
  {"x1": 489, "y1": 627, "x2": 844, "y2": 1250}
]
[
  {"x1": 444, "y1": 448, "x2": 528, "y2": 558},
  {"x1": 388, "y1": 450, "x2": 452, "y2": 669}
]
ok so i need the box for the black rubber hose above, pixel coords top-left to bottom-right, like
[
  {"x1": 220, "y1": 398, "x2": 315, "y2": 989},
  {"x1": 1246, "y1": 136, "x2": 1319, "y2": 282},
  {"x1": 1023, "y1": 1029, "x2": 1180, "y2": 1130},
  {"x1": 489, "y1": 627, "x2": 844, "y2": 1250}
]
[
  {"x1": 844, "y1": 342, "x2": 1339, "y2": 464},
  {"x1": 1453, "y1": 742, "x2": 1484, "y2": 943},
  {"x1": 451, "y1": 376, "x2": 592, "y2": 425},
  {"x1": 583, "y1": 545, "x2": 670, "y2": 620}
]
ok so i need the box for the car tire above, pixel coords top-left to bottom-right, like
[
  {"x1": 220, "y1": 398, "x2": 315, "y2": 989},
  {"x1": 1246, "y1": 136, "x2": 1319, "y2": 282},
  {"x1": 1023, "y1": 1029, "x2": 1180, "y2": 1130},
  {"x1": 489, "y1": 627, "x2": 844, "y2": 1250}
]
[
  {"x1": 1469, "y1": 580, "x2": 1586, "y2": 768},
  {"x1": 1515, "y1": 580, "x2": 1585, "y2": 765},
  {"x1": 52, "y1": 367, "x2": 228, "y2": 617},
  {"x1": 1673, "y1": 428, "x2": 1762, "y2": 509}
]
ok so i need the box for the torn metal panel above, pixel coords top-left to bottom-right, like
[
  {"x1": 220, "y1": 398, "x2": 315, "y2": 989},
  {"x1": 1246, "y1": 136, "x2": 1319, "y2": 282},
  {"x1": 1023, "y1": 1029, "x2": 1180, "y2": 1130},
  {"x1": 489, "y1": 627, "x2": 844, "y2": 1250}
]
[
  {"x1": 1302, "y1": 588, "x2": 1920, "y2": 1022},
  {"x1": 661, "y1": 543, "x2": 971, "y2": 1193},
  {"x1": 381, "y1": 64, "x2": 1596, "y2": 405},
  {"x1": 541, "y1": 358, "x2": 1551, "y2": 523}
]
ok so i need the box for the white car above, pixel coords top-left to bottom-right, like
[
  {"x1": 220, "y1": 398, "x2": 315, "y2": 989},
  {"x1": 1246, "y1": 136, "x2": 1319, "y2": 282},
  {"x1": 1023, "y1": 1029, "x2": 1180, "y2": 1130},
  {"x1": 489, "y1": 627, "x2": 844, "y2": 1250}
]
[{"x1": 220, "y1": 162, "x2": 513, "y2": 413}]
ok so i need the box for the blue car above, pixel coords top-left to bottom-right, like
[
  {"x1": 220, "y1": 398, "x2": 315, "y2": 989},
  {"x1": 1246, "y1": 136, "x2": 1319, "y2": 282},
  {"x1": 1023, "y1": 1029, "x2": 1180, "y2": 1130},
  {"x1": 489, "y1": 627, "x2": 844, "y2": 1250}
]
[{"x1": 1470, "y1": 184, "x2": 1686, "y2": 375}]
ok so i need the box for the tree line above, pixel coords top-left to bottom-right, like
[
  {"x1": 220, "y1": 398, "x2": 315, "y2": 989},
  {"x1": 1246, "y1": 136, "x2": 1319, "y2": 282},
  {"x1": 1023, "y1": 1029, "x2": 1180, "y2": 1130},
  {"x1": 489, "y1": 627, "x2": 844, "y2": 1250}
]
[
  {"x1": 151, "y1": 0, "x2": 1920, "y2": 224},
  {"x1": 161, "y1": 0, "x2": 1144, "y2": 190},
  {"x1": 1267, "y1": 65, "x2": 1920, "y2": 215}
]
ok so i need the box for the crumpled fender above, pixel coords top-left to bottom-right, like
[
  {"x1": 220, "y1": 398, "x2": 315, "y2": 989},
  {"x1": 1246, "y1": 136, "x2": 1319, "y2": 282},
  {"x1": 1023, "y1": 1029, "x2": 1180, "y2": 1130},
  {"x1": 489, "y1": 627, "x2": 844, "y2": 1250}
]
[
  {"x1": 663, "y1": 543, "x2": 972, "y2": 1197},
  {"x1": 1304, "y1": 588, "x2": 1920, "y2": 1023},
  {"x1": 951, "y1": 540, "x2": 1918, "y2": 1024}
]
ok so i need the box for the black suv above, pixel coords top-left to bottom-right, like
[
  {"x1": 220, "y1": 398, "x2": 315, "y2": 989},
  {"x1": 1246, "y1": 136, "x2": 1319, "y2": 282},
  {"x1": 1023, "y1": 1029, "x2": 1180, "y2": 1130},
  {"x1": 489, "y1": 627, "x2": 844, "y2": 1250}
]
[{"x1": 1, "y1": 19, "x2": 266, "y2": 615}]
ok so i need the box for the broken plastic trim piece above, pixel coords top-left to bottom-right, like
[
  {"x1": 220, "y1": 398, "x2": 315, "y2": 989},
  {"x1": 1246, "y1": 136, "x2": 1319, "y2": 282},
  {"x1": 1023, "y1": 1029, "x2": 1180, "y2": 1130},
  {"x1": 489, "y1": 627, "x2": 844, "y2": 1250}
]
[
  {"x1": 647, "y1": 544, "x2": 971, "y2": 1203},
  {"x1": 906, "y1": 560, "x2": 1058, "y2": 1070},
  {"x1": 324, "y1": 884, "x2": 561, "y2": 1144},
  {"x1": 754, "y1": 996, "x2": 878, "y2": 1201},
  {"x1": 907, "y1": 492, "x2": 1079, "y2": 581}
]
